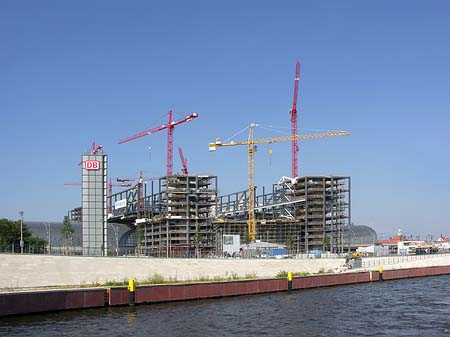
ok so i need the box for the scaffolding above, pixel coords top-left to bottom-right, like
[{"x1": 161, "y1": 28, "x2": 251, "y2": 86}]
[
  {"x1": 213, "y1": 176, "x2": 350, "y2": 254},
  {"x1": 139, "y1": 175, "x2": 217, "y2": 257},
  {"x1": 104, "y1": 174, "x2": 350, "y2": 256}
]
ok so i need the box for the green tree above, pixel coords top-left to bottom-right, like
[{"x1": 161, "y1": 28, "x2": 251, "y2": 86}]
[
  {"x1": 323, "y1": 234, "x2": 330, "y2": 252},
  {"x1": 60, "y1": 216, "x2": 74, "y2": 254},
  {"x1": 27, "y1": 236, "x2": 47, "y2": 254},
  {"x1": 0, "y1": 218, "x2": 45, "y2": 253},
  {"x1": 135, "y1": 223, "x2": 143, "y2": 255},
  {"x1": 285, "y1": 235, "x2": 295, "y2": 253},
  {"x1": 0, "y1": 218, "x2": 32, "y2": 246},
  {"x1": 243, "y1": 231, "x2": 251, "y2": 244},
  {"x1": 191, "y1": 231, "x2": 204, "y2": 258}
]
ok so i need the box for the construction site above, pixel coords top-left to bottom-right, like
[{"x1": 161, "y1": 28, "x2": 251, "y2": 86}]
[
  {"x1": 70, "y1": 62, "x2": 352, "y2": 257},
  {"x1": 214, "y1": 175, "x2": 351, "y2": 254}
]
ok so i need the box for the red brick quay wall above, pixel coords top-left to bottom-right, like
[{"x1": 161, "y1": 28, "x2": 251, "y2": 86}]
[
  {"x1": 2, "y1": 265, "x2": 450, "y2": 317},
  {"x1": 0, "y1": 288, "x2": 105, "y2": 317}
]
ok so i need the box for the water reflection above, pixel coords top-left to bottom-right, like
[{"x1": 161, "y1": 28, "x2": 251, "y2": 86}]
[{"x1": 127, "y1": 308, "x2": 137, "y2": 326}]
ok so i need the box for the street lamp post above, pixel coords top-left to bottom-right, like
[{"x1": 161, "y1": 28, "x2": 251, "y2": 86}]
[
  {"x1": 44, "y1": 223, "x2": 51, "y2": 254},
  {"x1": 219, "y1": 228, "x2": 223, "y2": 257},
  {"x1": 108, "y1": 223, "x2": 119, "y2": 256},
  {"x1": 19, "y1": 211, "x2": 24, "y2": 254}
]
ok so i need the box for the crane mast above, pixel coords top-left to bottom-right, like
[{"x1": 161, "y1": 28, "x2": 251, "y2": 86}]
[
  {"x1": 78, "y1": 142, "x2": 103, "y2": 166},
  {"x1": 291, "y1": 61, "x2": 300, "y2": 178},
  {"x1": 167, "y1": 111, "x2": 174, "y2": 176},
  {"x1": 108, "y1": 178, "x2": 132, "y2": 213},
  {"x1": 118, "y1": 110, "x2": 198, "y2": 176},
  {"x1": 178, "y1": 147, "x2": 189, "y2": 174},
  {"x1": 247, "y1": 124, "x2": 256, "y2": 241},
  {"x1": 209, "y1": 128, "x2": 349, "y2": 242}
]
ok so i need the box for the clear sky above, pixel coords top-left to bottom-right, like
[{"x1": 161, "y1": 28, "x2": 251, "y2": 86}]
[{"x1": 1, "y1": 0, "x2": 449, "y2": 238}]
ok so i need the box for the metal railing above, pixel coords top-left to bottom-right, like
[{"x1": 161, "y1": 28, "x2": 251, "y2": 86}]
[{"x1": 361, "y1": 253, "x2": 450, "y2": 268}]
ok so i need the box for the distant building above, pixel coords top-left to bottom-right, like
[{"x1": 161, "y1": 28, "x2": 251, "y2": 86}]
[
  {"x1": 435, "y1": 236, "x2": 450, "y2": 251},
  {"x1": 25, "y1": 221, "x2": 136, "y2": 256},
  {"x1": 378, "y1": 230, "x2": 428, "y2": 255},
  {"x1": 342, "y1": 224, "x2": 378, "y2": 252}
]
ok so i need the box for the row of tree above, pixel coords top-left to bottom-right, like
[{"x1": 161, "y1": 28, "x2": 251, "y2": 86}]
[
  {"x1": 0, "y1": 218, "x2": 47, "y2": 253},
  {"x1": 0, "y1": 216, "x2": 75, "y2": 254}
]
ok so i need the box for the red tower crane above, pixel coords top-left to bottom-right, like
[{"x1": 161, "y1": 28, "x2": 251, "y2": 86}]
[
  {"x1": 90, "y1": 142, "x2": 103, "y2": 155},
  {"x1": 78, "y1": 142, "x2": 103, "y2": 165},
  {"x1": 108, "y1": 178, "x2": 132, "y2": 212},
  {"x1": 64, "y1": 180, "x2": 131, "y2": 213},
  {"x1": 115, "y1": 171, "x2": 159, "y2": 211},
  {"x1": 116, "y1": 171, "x2": 159, "y2": 183},
  {"x1": 290, "y1": 61, "x2": 300, "y2": 178},
  {"x1": 178, "y1": 147, "x2": 188, "y2": 174},
  {"x1": 118, "y1": 110, "x2": 198, "y2": 176}
]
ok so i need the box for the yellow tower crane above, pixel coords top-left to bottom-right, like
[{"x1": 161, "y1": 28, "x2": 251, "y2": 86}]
[{"x1": 208, "y1": 124, "x2": 349, "y2": 241}]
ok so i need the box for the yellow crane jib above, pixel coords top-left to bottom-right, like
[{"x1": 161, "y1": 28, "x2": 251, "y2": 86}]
[{"x1": 208, "y1": 126, "x2": 350, "y2": 242}]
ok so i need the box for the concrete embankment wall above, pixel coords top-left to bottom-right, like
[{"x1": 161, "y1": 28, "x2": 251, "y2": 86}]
[
  {"x1": 3, "y1": 254, "x2": 450, "y2": 290},
  {"x1": 1, "y1": 265, "x2": 450, "y2": 317},
  {"x1": 0, "y1": 254, "x2": 344, "y2": 289}
]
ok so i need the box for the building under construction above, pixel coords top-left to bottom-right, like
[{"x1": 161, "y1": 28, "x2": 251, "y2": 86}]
[
  {"x1": 100, "y1": 174, "x2": 351, "y2": 256},
  {"x1": 214, "y1": 176, "x2": 351, "y2": 254},
  {"x1": 118, "y1": 175, "x2": 218, "y2": 257}
]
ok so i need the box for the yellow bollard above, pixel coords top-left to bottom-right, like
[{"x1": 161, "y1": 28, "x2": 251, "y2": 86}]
[
  {"x1": 128, "y1": 278, "x2": 136, "y2": 306},
  {"x1": 128, "y1": 278, "x2": 136, "y2": 292},
  {"x1": 287, "y1": 271, "x2": 293, "y2": 281},
  {"x1": 287, "y1": 271, "x2": 293, "y2": 292}
]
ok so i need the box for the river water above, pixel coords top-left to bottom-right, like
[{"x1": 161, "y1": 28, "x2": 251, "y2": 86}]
[{"x1": 1, "y1": 275, "x2": 450, "y2": 337}]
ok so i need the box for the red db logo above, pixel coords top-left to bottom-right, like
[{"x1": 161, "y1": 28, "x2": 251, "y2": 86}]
[{"x1": 83, "y1": 160, "x2": 100, "y2": 170}]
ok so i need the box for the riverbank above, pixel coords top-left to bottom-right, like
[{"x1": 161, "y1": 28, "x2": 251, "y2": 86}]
[
  {"x1": 1, "y1": 265, "x2": 450, "y2": 317},
  {"x1": 2, "y1": 253, "x2": 450, "y2": 291}
]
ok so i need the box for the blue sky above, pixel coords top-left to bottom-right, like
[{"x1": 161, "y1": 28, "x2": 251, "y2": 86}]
[{"x1": 1, "y1": 1, "x2": 449, "y2": 238}]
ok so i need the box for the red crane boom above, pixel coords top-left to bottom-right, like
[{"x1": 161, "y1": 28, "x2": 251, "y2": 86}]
[
  {"x1": 78, "y1": 142, "x2": 103, "y2": 165},
  {"x1": 178, "y1": 147, "x2": 188, "y2": 174},
  {"x1": 108, "y1": 178, "x2": 133, "y2": 212},
  {"x1": 291, "y1": 61, "x2": 300, "y2": 178},
  {"x1": 118, "y1": 110, "x2": 198, "y2": 176},
  {"x1": 115, "y1": 171, "x2": 159, "y2": 211}
]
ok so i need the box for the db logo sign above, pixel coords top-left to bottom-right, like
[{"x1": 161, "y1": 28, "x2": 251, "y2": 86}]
[{"x1": 83, "y1": 160, "x2": 100, "y2": 170}]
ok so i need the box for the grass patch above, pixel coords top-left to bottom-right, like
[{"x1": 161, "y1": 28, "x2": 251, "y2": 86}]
[
  {"x1": 139, "y1": 273, "x2": 175, "y2": 285},
  {"x1": 84, "y1": 272, "x2": 260, "y2": 288},
  {"x1": 103, "y1": 279, "x2": 129, "y2": 287},
  {"x1": 275, "y1": 271, "x2": 312, "y2": 278},
  {"x1": 192, "y1": 272, "x2": 257, "y2": 283}
]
